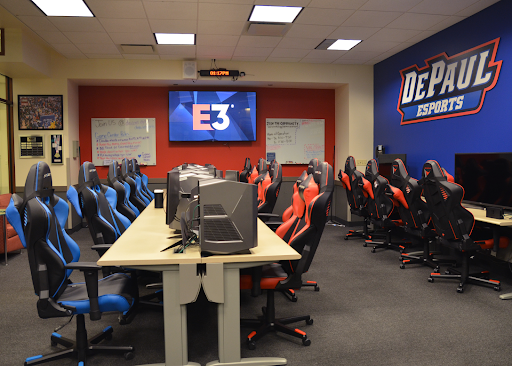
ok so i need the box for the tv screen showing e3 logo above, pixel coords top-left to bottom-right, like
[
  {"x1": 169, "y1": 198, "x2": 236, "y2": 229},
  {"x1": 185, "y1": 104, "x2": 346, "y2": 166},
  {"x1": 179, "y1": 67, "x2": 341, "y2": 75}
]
[{"x1": 169, "y1": 91, "x2": 256, "y2": 142}]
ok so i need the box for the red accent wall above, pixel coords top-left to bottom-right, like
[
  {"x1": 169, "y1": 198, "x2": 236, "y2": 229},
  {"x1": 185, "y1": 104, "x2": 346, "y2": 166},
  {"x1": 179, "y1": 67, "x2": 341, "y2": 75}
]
[{"x1": 79, "y1": 86, "x2": 335, "y2": 178}]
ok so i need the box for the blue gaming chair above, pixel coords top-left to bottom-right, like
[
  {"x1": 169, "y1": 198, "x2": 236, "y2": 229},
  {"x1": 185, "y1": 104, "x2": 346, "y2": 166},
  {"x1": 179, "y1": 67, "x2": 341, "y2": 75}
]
[
  {"x1": 125, "y1": 159, "x2": 152, "y2": 204},
  {"x1": 121, "y1": 158, "x2": 149, "y2": 211},
  {"x1": 107, "y1": 161, "x2": 138, "y2": 222},
  {"x1": 6, "y1": 161, "x2": 137, "y2": 365},
  {"x1": 132, "y1": 159, "x2": 154, "y2": 200}
]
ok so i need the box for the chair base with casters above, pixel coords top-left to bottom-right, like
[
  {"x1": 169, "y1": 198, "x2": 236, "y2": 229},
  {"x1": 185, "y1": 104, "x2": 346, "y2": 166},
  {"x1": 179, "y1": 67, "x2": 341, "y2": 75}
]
[
  {"x1": 364, "y1": 226, "x2": 409, "y2": 253},
  {"x1": 345, "y1": 215, "x2": 373, "y2": 240},
  {"x1": 281, "y1": 280, "x2": 319, "y2": 302},
  {"x1": 25, "y1": 314, "x2": 134, "y2": 365}
]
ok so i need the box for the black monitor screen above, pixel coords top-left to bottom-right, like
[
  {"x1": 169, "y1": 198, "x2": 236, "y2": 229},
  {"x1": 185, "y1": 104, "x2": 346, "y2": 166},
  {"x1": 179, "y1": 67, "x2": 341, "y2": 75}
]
[{"x1": 455, "y1": 152, "x2": 512, "y2": 209}]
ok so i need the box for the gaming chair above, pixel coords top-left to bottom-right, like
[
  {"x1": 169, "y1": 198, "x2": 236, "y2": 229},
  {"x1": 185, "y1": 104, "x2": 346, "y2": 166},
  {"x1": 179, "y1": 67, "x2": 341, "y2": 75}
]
[
  {"x1": 241, "y1": 162, "x2": 334, "y2": 349},
  {"x1": 6, "y1": 162, "x2": 137, "y2": 365},
  {"x1": 422, "y1": 160, "x2": 508, "y2": 293},
  {"x1": 67, "y1": 162, "x2": 131, "y2": 251},
  {"x1": 258, "y1": 160, "x2": 282, "y2": 214},
  {"x1": 339, "y1": 156, "x2": 372, "y2": 240},
  {"x1": 126, "y1": 159, "x2": 152, "y2": 204},
  {"x1": 120, "y1": 158, "x2": 147, "y2": 212},
  {"x1": 107, "y1": 160, "x2": 139, "y2": 221},
  {"x1": 240, "y1": 158, "x2": 252, "y2": 183},
  {"x1": 253, "y1": 158, "x2": 268, "y2": 185},
  {"x1": 132, "y1": 159, "x2": 154, "y2": 200}
]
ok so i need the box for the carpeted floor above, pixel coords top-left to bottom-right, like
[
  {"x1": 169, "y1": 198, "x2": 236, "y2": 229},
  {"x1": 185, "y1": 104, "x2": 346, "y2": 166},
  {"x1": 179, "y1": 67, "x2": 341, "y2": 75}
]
[{"x1": 1, "y1": 224, "x2": 512, "y2": 366}]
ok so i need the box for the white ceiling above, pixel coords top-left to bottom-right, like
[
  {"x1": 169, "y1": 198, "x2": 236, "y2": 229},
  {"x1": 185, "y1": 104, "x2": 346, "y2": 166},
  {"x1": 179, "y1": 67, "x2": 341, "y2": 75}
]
[{"x1": 0, "y1": 0, "x2": 500, "y2": 65}]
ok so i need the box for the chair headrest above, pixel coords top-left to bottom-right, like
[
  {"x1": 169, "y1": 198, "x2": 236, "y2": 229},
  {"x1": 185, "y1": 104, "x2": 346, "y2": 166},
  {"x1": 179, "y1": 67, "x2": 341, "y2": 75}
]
[
  {"x1": 314, "y1": 162, "x2": 334, "y2": 193},
  {"x1": 78, "y1": 162, "x2": 101, "y2": 186},
  {"x1": 257, "y1": 158, "x2": 267, "y2": 174},
  {"x1": 269, "y1": 161, "x2": 282, "y2": 182},
  {"x1": 307, "y1": 158, "x2": 319, "y2": 175},
  {"x1": 24, "y1": 161, "x2": 53, "y2": 199},
  {"x1": 345, "y1": 156, "x2": 356, "y2": 173},
  {"x1": 121, "y1": 158, "x2": 133, "y2": 176},
  {"x1": 244, "y1": 158, "x2": 251, "y2": 171},
  {"x1": 299, "y1": 173, "x2": 319, "y2": 206},
  {"x1": 365, "y1": 159, "x2": 379, "y2": 182},
  {"x1": 132, "y1": 159, "x2": 141, "y2": 173},
  {"x1": 422, "y1": 160, "x2": 447, "y2": 182},
  {"x1": 391, "y1": 159, "x2": 408, "y2": 179}
]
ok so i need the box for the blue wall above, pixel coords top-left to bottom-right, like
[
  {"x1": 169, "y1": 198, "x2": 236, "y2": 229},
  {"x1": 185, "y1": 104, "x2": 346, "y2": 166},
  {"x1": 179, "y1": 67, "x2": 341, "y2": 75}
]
[{"x1": 374, "y1": 1, "x2": 512, "y2": 179}]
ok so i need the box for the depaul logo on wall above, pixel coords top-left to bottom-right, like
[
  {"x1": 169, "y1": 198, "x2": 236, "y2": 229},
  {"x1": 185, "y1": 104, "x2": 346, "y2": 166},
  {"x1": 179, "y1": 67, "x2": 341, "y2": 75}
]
[{"x1": 397, "y1": 38, "x2": 502, "y2": 125}]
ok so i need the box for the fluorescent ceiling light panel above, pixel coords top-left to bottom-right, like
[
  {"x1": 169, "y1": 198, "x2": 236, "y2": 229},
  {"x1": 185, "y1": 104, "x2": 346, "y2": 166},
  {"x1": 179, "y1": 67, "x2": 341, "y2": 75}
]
[
  {"x1": 155, "y1": 33, "x2": 195, "y2": 45},
  {"x1": 249, "y1": 5, "x2": 303, "y2": 23},
  {"x1": 327, "y1": 39, "x2": 362, "y2": 50},
  {"x1": 31, "y1": 0, "x2": 94, "y2": 17}
]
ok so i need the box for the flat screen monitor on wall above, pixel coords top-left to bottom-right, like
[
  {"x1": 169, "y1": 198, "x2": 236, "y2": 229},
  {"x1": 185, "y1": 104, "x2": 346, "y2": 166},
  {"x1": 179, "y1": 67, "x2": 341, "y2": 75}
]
[
  {"x1": 169, "y1": 91, "x2": 256, "y2": 142},
  {"x1": 455, "y1": 152, "x2": 512, "y2": 210}
]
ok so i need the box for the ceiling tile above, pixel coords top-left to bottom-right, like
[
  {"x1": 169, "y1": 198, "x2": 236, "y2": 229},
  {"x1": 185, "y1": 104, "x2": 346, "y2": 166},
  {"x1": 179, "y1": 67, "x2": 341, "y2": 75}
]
[
  {"x1": 52, "y1": 43, "x2": 83, "y2": 54},
  {"x1": 409, "y1": 0, "x2": 480, "y2": 15},
  {"x1": 367, "y1": 28, "x2": 421, "y2": 43},
  {"x1": 285, "y1": 24, "x2": 337, "y2": 39},
  {"x1": 37, "y1": 31, "x2": 71, "y2": 44},
  {"x1": 156, "y1": 45, "x2": 197, "y2": 56},
  {"x1": 231, "y1": 56, "x2": 268, "y2": 62},
  {"x1": 387, "y1": 13, "x2": 448, "y2": 30},
  {"x1": 149, "y1": 19, "x2": 197, "y2": 34},
  {"x1": 48, "y1": 17, "x2": 105, "y2": 32},
  {"x1": 143, "y1": 1, "x2": 198, "y2": 20},
  {"x1": 303, "y1": 49, "x2": 346, "y2": 60},
  {"x1": 63, "y1": 32, "x2": 113, "y2": 44},
  {"x1": 340, "y1": 50, "x2": 386, "y2": 60},
  {"x1": 60, "y1": 53, "x2": 87, "y2": 59},
  {"x1": 266, "y1": 57, "x2": 303, "y2": 62},
  {"x1": 198, "y1": 20, "x2": 245, "y2": 35},
  {"x1": 86, "y1": 53, "x2": 124, "y2": 59},
  {"x1": 199, "y1": 0, "x2": 254, "y2": 3},
  {"x1": 123, "y1": 54, "x2": 161, "y2": 59},
  {"x1": 300, "y1": 58, "x2": 334, "y2": 64},
  {"x1": 196, "y1": 35, "x2": 239, "y2": 47},
  {"x1": 75, "y1": 43, "x2": 120, "y2": 54},
  {"x1": 428, "y1": 15, "x2": 466, "y2": 31},
  {"x1": 276, "y1": 37, "x2": 324, "y2": 49},
  {"x1": 233, "y1": 46, "x2": 273, "y2": 57},
  {"x1": 257, "y1": 0, "x2": 310, "y2": 6},
  {"x1": 17, "y1": 15, "x2": 59, "y2": 31},
  {"x1": 269, "y1": 48, "x2": 309, "y2": 58},
  {"x1": 0, "y1": 0, "x2": 42, "y2": 16},
  {"x1": 456, "y1": 0, "x2": 499, "y2": 16},
  {"x1": 404, "y1": 30, "x2": 438, "y2": 44},
  {"x1": 109, "y1": 32, "x2": 156, "y2": 45},
  {"x1": 198, "y1": 3, "x2": 252, "y2": 21},
  {"x1": 360, "y1": 0, "x2": 422, "y2": 12},
  {"x1": 295, "y1": 8, "x2": 354, "y2": 26},
  {"x1": 196, "y1": 45, "x2": 235, "y2": 59},
  {"x1": 328, "y1": 26, "x2": 380, "y2": 40},
  {"x1": 334, "y1": 59, "x2": 365, "y2": 64},
  {"x1": 342, "y1": 11, "x2": 403, "y2": 27},
  {"x1": 307, "y1": 0, "x2": 369, "y2": 10},
  {"x1": 87, "y1": 0, "x2": 146, "y2": 18},
  {"x1": 353, "y1": 40, "x2": 401, "y2": 52},
  {"x1": 99, "y1": 18, "x2": 152, "y2": 33},
  {"x1": 237, "y1": 36, "x2": 281, "y2": 48}
]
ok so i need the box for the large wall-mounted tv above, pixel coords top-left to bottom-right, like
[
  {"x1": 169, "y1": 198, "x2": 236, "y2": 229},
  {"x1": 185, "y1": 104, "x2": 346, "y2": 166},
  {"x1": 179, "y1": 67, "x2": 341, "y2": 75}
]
[
  {"x1": 455, "y1": 152, "x2": 512, "y2": 209},
  {"x1": 169, "y1": 91, "x2": 256, "y2": 142}
]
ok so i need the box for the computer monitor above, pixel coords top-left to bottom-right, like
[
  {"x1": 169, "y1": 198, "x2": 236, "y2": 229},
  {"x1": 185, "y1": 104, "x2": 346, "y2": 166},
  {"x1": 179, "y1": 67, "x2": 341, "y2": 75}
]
[
  {"x1": 455, "y1": 152, "x2": 512, "y2": 210},
  {"x1": 165, "y1": 169, "x2": 180, "y2": 226},
  {"x1": 225, "y1": 170, "x2": 240, "y2": 182}
]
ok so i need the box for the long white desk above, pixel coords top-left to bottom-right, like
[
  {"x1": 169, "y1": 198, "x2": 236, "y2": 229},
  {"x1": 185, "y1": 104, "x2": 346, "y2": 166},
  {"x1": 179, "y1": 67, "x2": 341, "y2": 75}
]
[{"x1": 97, "y1": 201, "x2": 301, "y2": 366}]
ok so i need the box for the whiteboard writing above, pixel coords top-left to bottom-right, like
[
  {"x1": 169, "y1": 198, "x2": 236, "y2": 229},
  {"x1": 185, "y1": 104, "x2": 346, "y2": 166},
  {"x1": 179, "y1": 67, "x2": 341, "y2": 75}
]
[{"x1": 91, "y1": 118, "x2": 156, "y2": 166}]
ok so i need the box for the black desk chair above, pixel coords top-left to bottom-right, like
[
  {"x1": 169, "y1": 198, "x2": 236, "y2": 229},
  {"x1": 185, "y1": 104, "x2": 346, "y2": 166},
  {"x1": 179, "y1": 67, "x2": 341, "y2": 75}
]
[
  {"x1": 240, "y1": 157, "x2": 252, "y2": 183},
  {"x1": 7, "y1": 162, "x2": 136, "y2": 365},
  {"x1": 107, "y1": 160, "x2": 138, "y2": 222},
  {"x1": 241, "y1": 162, "x2": 334, "y2": 349},
  {"x1": 422, "y1": 160, "x2": 508, "y2": 293}
]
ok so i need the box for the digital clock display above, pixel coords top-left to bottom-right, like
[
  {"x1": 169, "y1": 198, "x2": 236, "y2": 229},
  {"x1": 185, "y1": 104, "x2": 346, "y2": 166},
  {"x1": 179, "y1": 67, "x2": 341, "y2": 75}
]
[{"x1": 199, "y1": 69, "x2": 240, "y2": 77}]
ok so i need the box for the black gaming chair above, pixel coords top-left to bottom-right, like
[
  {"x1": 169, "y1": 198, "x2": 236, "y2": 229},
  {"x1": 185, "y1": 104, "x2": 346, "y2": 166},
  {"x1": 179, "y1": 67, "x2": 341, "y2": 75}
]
[
  {"x1": 253, "y1": 158, "x2": 268, "y2": 186},
  {"x1": 67, "y1": 162, "x2": 131, "y2": 251},
  {"x1": 241, "y1": 162, "x2": 334, "y2": 349},
  {"x1": 258, "y1": 160, "x2": 282, "y2": 214},
  {"x1": 132, "y1": 159, "x2": 154, "y2": 200},
  {"x1": 120, "y1": 158, "x2": 147, "y2": 212},
  {"x1": 363, "y1": 159, "x2": 406, "y2": 253},
  {"x1": 388, "y1": 159, "x2": 457, "y2": 270},
  {"x1": 6, "y1": 162, "x2": 136, "y2": 365},
  {"x1": 339, "y1": 156, "x2": 372, "y2": 240},
  {"x1": 240, "y1": 158, "x2": 252, "y2": 183},
  {"x1": 422, "y1": 160, "x2": 508, "y2": 293},
  {"x1": 126, "y1": 159, "x2": 152, "y2": 204},
  {"x1": 107, "y1": 161, "x2": 138, "y2": 222}
]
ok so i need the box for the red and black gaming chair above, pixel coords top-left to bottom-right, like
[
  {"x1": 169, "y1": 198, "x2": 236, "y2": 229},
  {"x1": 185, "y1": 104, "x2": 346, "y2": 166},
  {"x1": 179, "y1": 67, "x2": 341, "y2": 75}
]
[
  {"x1": 363, "y1": 159, "x2": 407, "y2": 253},
  {"x1": 6, "y1": 162, "x2": 136, "y2": 365},
  {"x1": 241, "y1": 162, "x2": 334, "y2": 349},
  {"x1": 389, "y1": 159, "x2": 457, "y2": 270},
  {"x1": 422, "y1": 160, "x2": 509, "y2": 293},
  {"x1": 339, "y1": 156, "x2": 372, "y2": 240},
  {"x1": 258, "y1": 160, "x2": 282, "y2": 214},
  {"x1": 253, "y1": 158, "x2": 268, "y2": 186},
  {"x1": 240, "y1": 158, "x2": 252, "y2": 183}
]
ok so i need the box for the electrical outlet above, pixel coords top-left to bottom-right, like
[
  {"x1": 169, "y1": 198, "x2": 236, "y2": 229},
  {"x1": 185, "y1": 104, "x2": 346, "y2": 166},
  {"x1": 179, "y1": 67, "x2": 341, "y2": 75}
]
[{"x1": 356, "y1": 159, "x2": 367, "y2": 166}]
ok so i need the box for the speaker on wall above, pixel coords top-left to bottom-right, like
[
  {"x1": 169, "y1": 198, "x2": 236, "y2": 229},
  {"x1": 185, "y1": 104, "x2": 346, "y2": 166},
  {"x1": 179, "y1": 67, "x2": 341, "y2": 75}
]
[{"x1": 183, "y1": 61, "x2": 197, "y2": 79}]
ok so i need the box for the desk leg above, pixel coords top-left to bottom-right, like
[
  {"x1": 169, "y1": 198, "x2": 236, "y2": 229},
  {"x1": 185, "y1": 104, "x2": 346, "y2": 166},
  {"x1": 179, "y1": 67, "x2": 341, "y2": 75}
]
[{"x1": 206, "y1": 266, "x2": 287, "y2": 366}]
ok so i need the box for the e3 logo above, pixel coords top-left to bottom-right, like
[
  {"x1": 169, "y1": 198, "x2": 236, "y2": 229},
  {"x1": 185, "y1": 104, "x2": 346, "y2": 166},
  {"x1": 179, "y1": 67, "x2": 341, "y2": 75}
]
[{"x1": 193, "y1": 104, "x2": 231, "y2": 131}]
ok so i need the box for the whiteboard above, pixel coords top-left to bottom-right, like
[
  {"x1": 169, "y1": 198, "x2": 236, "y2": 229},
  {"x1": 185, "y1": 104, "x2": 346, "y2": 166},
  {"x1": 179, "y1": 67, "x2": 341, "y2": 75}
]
[
  {"x1": 91, "y1": 118, "x2": 156, "y2": 166},
  {"x1": 266, "y1": 118, "x2": 324, "y2": 164}
]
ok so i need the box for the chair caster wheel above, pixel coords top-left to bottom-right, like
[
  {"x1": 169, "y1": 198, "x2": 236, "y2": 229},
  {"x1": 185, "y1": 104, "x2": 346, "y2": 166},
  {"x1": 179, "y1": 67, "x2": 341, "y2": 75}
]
[
  {"x1": 433, "y1": 267, "x2": 440, "y2": 273},
  {"x1": 314, "y1": 286, "x2": 320, "y2": 291},
  {"x1": 302, "y1": 338, "x2": 311, "y2": 346},
  {"x1": 291, "y1": 295, "x2": 298, "y2": 302},
  {"x1": 306, "y1": 318, "x2": 313, "y2": 325},
  {"x1": 494, "y1": 286, "x2": 501, "y2": 292},
  {"x1": 400, "y1": 264, "x2": 405, "y2": 269},
  {"x1": 457, "y1": 287, "x2": 464, "y2": 293},
  {"x1": 371, "y1": 248, "x2": 376, "y2": 253},
  {"x1": 444, "y1": 270, "x2": 450, "y2": 275},
  {"x1": 124, "y1": 351, "x2": 135, "y2": 360},
  {"x1": 344, "y1": 237, "x2": 348, "y2": 240},
  {"x1": 428, "y1": 277, "x2": 434, "y2": 283},
  {"x1": 363, "y1": 242, "x2": 367, "y2": 247},
  {"x1": 51, "y1": 340, "x2": 57, "y2": 347},
  {"x1": 247, "y1": 340, "x2": 256, "y2": 350}
]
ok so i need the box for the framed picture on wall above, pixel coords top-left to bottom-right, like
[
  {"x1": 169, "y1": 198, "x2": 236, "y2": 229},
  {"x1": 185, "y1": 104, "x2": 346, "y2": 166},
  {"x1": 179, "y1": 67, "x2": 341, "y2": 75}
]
[
  {"x1": 18, "y1": 95, "x2": 63, "y2": 130},
  {"x1": 51, "y1": 134, "x2": 63, "y2": 164}
]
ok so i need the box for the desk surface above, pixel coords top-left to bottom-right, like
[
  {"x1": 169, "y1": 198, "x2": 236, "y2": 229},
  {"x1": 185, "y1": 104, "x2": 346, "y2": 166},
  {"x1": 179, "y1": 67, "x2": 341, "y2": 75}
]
[
  {"x1": 97, "y1": 202, "x2": 300, "y2": 267},
  {"x1": 465, "y1": 207, "x2": 512, "y2": 226}
]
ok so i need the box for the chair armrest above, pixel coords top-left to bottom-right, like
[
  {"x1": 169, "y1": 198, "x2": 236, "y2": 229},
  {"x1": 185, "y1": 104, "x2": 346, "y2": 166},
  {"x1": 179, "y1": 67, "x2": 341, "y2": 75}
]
[
  {"x1": 265, "y1": 221, "x2": 282, "y2": 232},
  {"x1": 64, "y1": 262, "x2": 102, "y2": 321},
  {"x1": 258, "y1": 213, "x2": 280, "y2": 221},
  {"x1": 91, "y1": 244, "x2": 112, "y2": 257},
  {"x1": 36, "y1": 264, "x2": 75, "y2": 318}
]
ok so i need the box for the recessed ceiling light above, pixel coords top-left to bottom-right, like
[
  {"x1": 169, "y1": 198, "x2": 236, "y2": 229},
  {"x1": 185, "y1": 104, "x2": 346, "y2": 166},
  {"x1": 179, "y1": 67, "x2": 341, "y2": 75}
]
[
  {"x1": 249, "y1": 5, "x2": 303, "y2": 23},
  {"x1": 31, "y1": 0, "x2": 94, "y2": 17},
  {"x1": 155, "y1": 33, "x2": 196, "y2": 45},
  {"x1": 327, "y1": 39, "x2": 362, "y2": 51}
]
